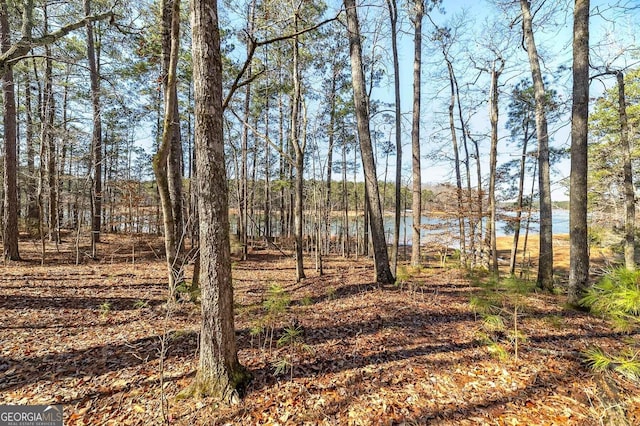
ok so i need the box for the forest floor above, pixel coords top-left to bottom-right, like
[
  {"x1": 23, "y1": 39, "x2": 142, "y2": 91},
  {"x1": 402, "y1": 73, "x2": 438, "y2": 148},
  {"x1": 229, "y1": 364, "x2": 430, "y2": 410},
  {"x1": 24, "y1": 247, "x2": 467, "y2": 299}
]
[{"x1": 1, "y1": 233, "x2": 639, "y2": 425}]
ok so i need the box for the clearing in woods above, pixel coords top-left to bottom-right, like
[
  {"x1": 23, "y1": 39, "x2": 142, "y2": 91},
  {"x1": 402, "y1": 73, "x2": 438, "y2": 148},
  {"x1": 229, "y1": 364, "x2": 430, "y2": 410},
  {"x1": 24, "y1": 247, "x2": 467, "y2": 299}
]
[{"x1": 0, "y1": 233, "x2": 638, "y2": 424}]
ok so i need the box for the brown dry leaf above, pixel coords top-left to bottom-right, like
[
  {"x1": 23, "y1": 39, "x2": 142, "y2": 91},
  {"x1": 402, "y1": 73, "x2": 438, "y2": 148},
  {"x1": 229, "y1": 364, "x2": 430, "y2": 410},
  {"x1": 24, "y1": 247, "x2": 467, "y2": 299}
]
[{"x1": 0, "y1": 234, "x2": 637, "y2": 425}]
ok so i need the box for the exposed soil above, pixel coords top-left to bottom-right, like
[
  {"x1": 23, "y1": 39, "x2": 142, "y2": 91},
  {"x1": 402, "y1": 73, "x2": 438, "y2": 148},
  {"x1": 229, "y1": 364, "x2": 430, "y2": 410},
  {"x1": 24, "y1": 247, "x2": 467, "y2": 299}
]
[{"x1": 0, "y1": 234, "x2": 638, "y2": 425}]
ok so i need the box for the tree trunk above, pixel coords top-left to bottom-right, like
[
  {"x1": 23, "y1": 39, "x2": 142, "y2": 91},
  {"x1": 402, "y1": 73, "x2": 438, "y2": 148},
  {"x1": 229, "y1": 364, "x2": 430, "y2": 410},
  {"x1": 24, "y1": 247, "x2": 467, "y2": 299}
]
[
  {"x1": 344, "y1": 0, "x2": 394, "y2": 284},
  {"x1": 469, "y1": 130, "x2": 484, "y2": 266},
  {"x1": 456, "y1": 88, "x2": 474, "y2": 267},
  {"x1": 325, "y1": 57, "x2": 337, "y2": 255},
  {"x1": 487, "y1": 58, "x2": 503, "y2": 275},
  {"x1": 189, "y1": 0, "x2": 250, "y2": 402},
  {"x1": 25, "y1": 74, "x2": 38, "y2": 225},
  {"x1": 386, "y1": 0, "x2": 402, "y2": 275},
  {"x1": 617, "y1": 71, "x2": 634, "y2": 271},
  {"x1": 411, "y1": 0, "x2": 424, "y2": 266},
  {"x1": 42, "y1": 17, "x2": 59, "y2": 243},
  {"x1": 162, "y1": 0, "x2": 185, "y2": 260},
  {"x1": 0, "y1": 0, "x2": 19, "y2": 260},
  {"x1": 568, "y1": 0, "x2": 590, "y2": 303},
  {"x1": 154, "y1": 0, "x2": 181, "y2": 293},
  {"x1": 239, "y1": 62, "x2": 250, "y2": 260},
  {"x1": 342, "y1": 137, "x2": 349, "y2": 257},
  {"x1": 291, "y1": 15, "x2": 306, "y2": 282},
  {"x1": 278, "y1": 72, "x2": 286, "y2": 238},
  {"x1": 445, "y1": 57, "x2": 466, "y2": 267},
  {"x1": 85, "y1": 0, "x2": 102, "y2": 256},
  {"x1": 60, "y1": 71, "x2": 70, "y2": 233},
  {"x1": 520, "y1": 0, "x2": 554, "y2": 291},
  {"x1": 509, "y1": 127, "x2": 531, "y2": 276},
  {"x1": 263, "y1": 47, "x2": 272, "y2": 241}
]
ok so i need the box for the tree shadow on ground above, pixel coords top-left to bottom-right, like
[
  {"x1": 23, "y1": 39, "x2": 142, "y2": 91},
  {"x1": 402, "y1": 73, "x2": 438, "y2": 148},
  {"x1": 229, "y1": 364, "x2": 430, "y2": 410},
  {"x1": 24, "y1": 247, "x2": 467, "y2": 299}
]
[
  {"x1": 0, "y1": 295, "x2": 165, "y2": 311},
  {"x1": 402, "y1": 367, "x2": 590, "y2": 424},
  {"x1": 0, "y1": 330, "x2": 198, "y2": 393}
]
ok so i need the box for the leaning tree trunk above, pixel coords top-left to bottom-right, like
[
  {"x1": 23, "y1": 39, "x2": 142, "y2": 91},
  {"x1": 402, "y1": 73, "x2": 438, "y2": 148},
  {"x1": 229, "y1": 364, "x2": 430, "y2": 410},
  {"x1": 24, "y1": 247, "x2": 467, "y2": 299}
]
[
  {"x1": 521, "y1": 0, "x2": 554, "y2": 291},
  {"x1": 410, "y1": 0, "x2": 424, "y2": 266},
  {"x1": 568, "y1": 0, "x2": 590, "y2": 304},
  {"x1": 344, "y1": 0, "x2": 394, "y2": 284},
  {"x1": 188, "y1": 0, "x2": 250, "y2": 402},
  {"x1": 0, "y1": 0, "x2": 19, "y2": 261},
  {"x1": 445, "y1": 56, "x2": 466, "y2": 267}
]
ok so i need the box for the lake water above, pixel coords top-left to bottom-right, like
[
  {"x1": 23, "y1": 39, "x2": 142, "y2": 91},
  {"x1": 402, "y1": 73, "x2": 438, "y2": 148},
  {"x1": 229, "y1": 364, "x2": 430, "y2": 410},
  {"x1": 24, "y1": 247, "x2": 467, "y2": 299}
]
[{"x1": 382, "y1": 209, "x2": 570, "y2": 244}]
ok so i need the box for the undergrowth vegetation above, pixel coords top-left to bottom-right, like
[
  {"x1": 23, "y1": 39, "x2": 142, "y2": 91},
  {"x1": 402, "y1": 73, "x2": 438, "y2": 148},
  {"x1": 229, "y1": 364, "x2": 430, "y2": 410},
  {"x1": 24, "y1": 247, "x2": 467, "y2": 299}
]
[
  {"x1": 469, "y1": 275, "x2": 534, "y2": 362},
  {"x1": 580, "y1": 268, "x2": 640, "y2": 382}
]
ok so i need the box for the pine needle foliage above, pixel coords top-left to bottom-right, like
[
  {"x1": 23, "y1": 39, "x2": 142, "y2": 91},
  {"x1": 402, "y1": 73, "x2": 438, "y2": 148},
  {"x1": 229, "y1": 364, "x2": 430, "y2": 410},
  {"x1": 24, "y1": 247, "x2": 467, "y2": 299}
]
[
  {"x1": 584, "y1": 346, "x2": 640, "y2": 382},
  {"x1": 482, "y1": 314, "x2": 506, "y2": 332},
  {"x1": 264, "y1": 283, "x2": 290, "y2": 315},
  {"x1": 395, "y1": 265, "x2": 411, "y2": 285},
  {"x1": 580, "y1": 268, "x2": 640, "y2": 331}
]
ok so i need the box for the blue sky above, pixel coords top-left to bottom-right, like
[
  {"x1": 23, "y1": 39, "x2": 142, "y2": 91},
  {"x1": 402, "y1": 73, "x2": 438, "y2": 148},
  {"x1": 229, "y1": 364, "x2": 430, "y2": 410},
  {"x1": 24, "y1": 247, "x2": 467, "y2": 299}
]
[{"x1": 367, "y1": 0, "x2": 639, "y2": 201}]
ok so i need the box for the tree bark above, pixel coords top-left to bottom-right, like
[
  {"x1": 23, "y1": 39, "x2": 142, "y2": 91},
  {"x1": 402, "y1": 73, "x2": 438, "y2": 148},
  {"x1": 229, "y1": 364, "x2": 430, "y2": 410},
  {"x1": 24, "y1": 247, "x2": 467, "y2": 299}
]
[
  {"x1": 25, "y1": 74, "x2": 37, "y2": 225},
  {"x1": 617, "y1": 71, "x2": 634, "y2": 271},
  {"x1": 342, "y1": 136, "x2": 350, "y2": 257},
  {"x1": 0, "y1": 0, "x2": 19, "y2": 260},
  {"x1": 189, "y1": 0, "x2": 250, "y2": 402},
  {"x1": 85, "y1": 0, "x2": 102, "y2": 256},
  {"x1": 456, "y1": 82, "x2": 474, "y2": 267},
  {"x1": 325, "y1": 58, "x2": 337, "y2": 255},
  {"x1": 239, "y1": 42, "x2": 250, "y2": 260},
  {"x1": 445, "y1": 56, "x2": 466, "y2": 267},
  {"x1": 386, "y1": 0, "x2": 402, "y2": 276},
  {"x1": 42, "y1": 11, "x2": 58, "y2": 244},
  {"x1": 291, "y1": 13, "x2": 306, "y2": 282},
  {"x1": 488, "y1": 58, "x2": 504, "y2": 275},
  {"x1": 509, "y1": 125, "x2": 531, "y2": 276},
  {"x1": 568, "y1": 0, "x2": 590, "y2": 303},
  {"x1": 344, "y1": 0, "x2": 394, "y2": 284},
  {"x1": 263, "y1": 46, "x2": 271, "y2": 241},
  {"x1": 411, "y1": 0, "x2": 424, "y2": 266},
  {"x1": 520, "y1": 0, "x2": 554, "y2": 291},
  {"x1": 161, "y1": 0, "x2": 185, "y2": 260},
  {"x1": 154, "y1": 0, "x2": 181, "y2": 293}
]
